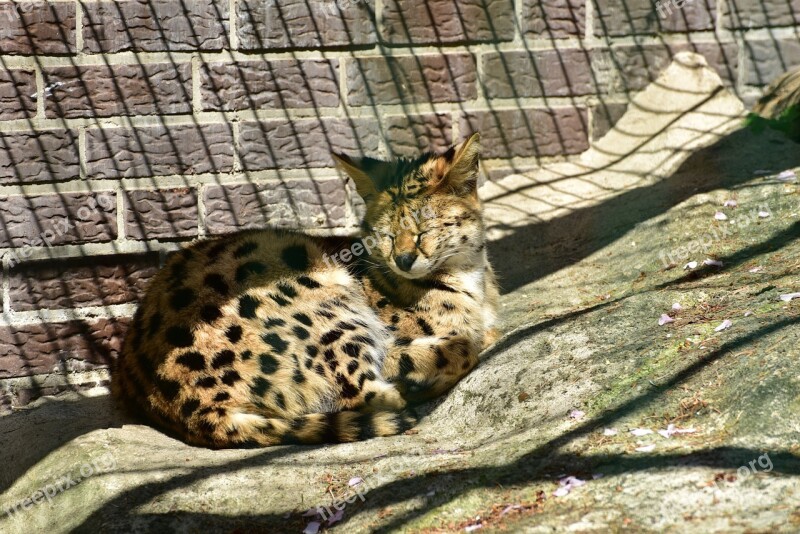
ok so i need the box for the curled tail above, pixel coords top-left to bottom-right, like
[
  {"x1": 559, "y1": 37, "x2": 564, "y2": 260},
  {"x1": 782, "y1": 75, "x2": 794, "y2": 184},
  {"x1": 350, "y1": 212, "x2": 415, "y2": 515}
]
[{"x1": 183, "y1": 409, "x2": 416, "y2": 449}]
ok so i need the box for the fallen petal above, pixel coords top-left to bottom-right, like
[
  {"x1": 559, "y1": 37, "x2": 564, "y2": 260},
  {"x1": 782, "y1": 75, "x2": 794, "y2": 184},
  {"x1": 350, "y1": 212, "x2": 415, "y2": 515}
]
[
  {"x1": 635, "y1": 444, "x2": 656, "y2": 452},
  {"x1": 703, "y1": 259, "x2": 724, "y2": 267},
  {"x1": 744, "y1": 311, "x2": 753, "y2": 317},
  {"x1": 303, "y1": 509, "x2": 322, "y2": 518},
  {"x1": 569, "y1": 409, "x2": 585, "y2": 420},
  {"x1": 559, "y1": 476, "x2": 586, "y2": 487},
  {"x1": 327, "y1": 509, "x2": 345, "y2": 526},
  {"x1": 630, "y1": 428, "x2": 654, "y2": 436},
  {"x1": 603, "y1": 428, "x2": 619, "y2": 436},
  {"x1": 659, "y1": 314, "x2": 674, "y2": 326},
  {"x1": 303, "y1": 521, "x2": 322, "y2": 534},
  {"x1": 749, "y1": 267, "x2": 763, "y2": 273},
  {"x1": 465, "y1": 525, "x2": 483, "y2": 533},
  {"x1": 684, "y1": 261, "x2": 698, "y2": 270},
  {"x1": 672, "y1": 303, "x2": 683, "y2": 311},
  {"x1": 714, "y1": 211, "x2": 728, "y2": 221},
  {"x1": 714, "y1": 319, "x2": 733, "y2": 332},
  {"x1": 723, "y1": 199, "x2": 738, "y2": 207},
  {"x1": 758, "y1": 211, "x2": 770, "y2": 218},
  {"x1": 779, "y1": 293, "x2": 800, "y2": 302},
  {"x1": 777, "y1": 169, "x2": 798, "y2": 182},
  {"x1": 348, "y1": 477, "x2": 364, "y2": 487},
  {"x1": 552, "y1": 487, "x2": 570, "y2": 497}
]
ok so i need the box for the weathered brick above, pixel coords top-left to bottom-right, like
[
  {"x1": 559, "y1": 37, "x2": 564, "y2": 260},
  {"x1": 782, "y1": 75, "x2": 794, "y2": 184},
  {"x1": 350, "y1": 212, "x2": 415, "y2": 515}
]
[
  {"x1": 381, "y1": 0, "x2": 514, "y2": 44},
  {"x1": 522, "y1": 0, "x2": 585, "y2": 38},
  {"x1": 125, "y1": 188, "x2": 199, "y2": 240},
  {"x1": 9, "y1": 253, "x2": 159, "y2": 311},
  {"x1": 236, "y1": 0, "x2": 376, "y2": 50},
  {"x1": 724, "y1": 0, "x2": 800, "y2": 29},
  {"x1": 460, "y1": 107, "x2": 589, "y2": 159},
  {"x1": 347, "y1": 54, "x2": 477, "y2": 106},
  {"x1": 0, "y1": 129, "x2": 79, "y2": 184},
  {"x1": 82, "y1": 0, "x2": 228, "y2": 53},
  {"x1": 43, "y1": 63, "x2": 192, "y2": 118},
  {"x1": 0, "y1": 318, "x2": 128, "y2": 378},
  {"x1": 0, "y1": 68, "x2": 35, "y2": 120},
  {"x1": 742, "y1": 39, "x2": 800, "y2": 87},
  {"x1": 204, "y1": 179, "x2": 350, "y2": 233},
  {"x1": 384, "y1": 113, "x2": 453, "y2": 157},
  {"x1": 238, "y1": 118, "x2": 380, "y2": 171},
  {"x1": 482, "y1": 49, "x2": 596, "y2": 98},
  {"x1": 591, "y1": 102, "x2": 628, "y2": 140},
  {"x1": 593, "y1": 42, "x2": 738, "y2": 93},
  {"x1": 201, "y1": 59, "x2": 339, "y2": 111},
  {"x1": 0, "y1": 1, "x2": 76, "y2": 54},
  {"x1": 0, "y1": 192, "x2": 117, "y2": 249},
  {"x1": 593, "y1": 0, "x2": 715, "y2": 36},
  {"x1": 85, "y1": 123, "x2": 233, "y2": 179}
]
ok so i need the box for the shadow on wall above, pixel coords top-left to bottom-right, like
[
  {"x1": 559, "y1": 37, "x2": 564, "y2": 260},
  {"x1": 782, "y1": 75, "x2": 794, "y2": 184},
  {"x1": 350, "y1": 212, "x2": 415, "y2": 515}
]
[{"x1": 0, "y1": 0, "x2": 797, "y2": 406}]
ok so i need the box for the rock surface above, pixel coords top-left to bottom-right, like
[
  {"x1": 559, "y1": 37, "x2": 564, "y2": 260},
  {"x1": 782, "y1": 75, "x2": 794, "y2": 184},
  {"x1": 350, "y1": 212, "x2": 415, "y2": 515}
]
[{"x1": 2, "y1": 54, "x2": 800, "y2": 533}]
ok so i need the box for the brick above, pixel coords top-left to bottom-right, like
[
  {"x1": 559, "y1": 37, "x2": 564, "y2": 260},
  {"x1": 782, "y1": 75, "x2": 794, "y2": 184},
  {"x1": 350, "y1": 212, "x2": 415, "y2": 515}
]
[
  {"x1": 201, "y1": 59, "x2": 339, "y2": 111},
  {"x1": 9, "y1": 253, "x2": 159, "y2": 312},
  {"x1": 125, "y1": 188, "x2": 199, "y2": 240},
  {"x1": 522, "y1": 0, "x2": 585, "y2": 38},
  {"x1": 0, "y1": 192, "x2": 116, "y2": 249},
  {"x1": 204, "y1": 179, "x2": 350, "y2": 233},
  {"x1": 724, "y1": 0, "x2": 800, "y2": 29},
  {"x1": 593, "y1": 0, "x2": 715, "y2": 36},
  {"x1": 594, "y1": 42, "x2": 738, "y2": 93},
  {"x1": 238, "y1": 118, "x2": 380, "y2": 171},
  {"x1": 381, "y1": 0, "x2": 514, "y2": 44},
  {"x1": 384, "y1": 113, "x2": 453, "y2": 157},
  {"x1": 482, "y1": 49, "x2": 596, "y2": 98},
  {"x1": 460, "y1": 107, "x2": 589, "y2": 159},
  {"x1": 0, "y1": 129, "x2": 79, "y2": 184},
  {"x1": 86, "y1": 123, "x2": 233, "y2": 179},
  {"x1": 0, "y1": 68, "x2": 35, "y2": 120},
  {"x1": 591, "y1": 102, "x2": 628, "y2": 140},
  {"x1": 0, "y1": 318, "x2": 127, "y2": 378},
  {"x1": 0, "y1": 1, "x2": 76, "y2": 54},
  {"x1": 347, "y1": 54, "x2": 477, "y2": 106},
  {"x1": 43, "y1": 63, "x2": 192, "y2": 119},
  {"x1": 82, "y1": 0, "x2": 228, "y2": 53},
  {"x1": 236, "y1": 0, "x2": 376, "y2": 50},
  {"x1": 742, "y1": 39, "x2": 800, "y2": 87}
]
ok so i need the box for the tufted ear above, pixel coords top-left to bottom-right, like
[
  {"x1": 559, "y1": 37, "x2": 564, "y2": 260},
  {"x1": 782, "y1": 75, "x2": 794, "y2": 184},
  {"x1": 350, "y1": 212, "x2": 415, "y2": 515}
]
[
  {"x1": 433, "y1": 133, "x2": 481, "y2": 196},
  {"x1": 332, "y1": 153, "x2": 394, "y2": 201}
]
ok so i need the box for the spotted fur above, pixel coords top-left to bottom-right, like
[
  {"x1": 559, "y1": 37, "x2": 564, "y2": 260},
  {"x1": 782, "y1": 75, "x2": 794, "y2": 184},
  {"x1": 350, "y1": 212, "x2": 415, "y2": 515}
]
[{"x1": 113, "y1": 133, "x2": 499, "y2": 448}]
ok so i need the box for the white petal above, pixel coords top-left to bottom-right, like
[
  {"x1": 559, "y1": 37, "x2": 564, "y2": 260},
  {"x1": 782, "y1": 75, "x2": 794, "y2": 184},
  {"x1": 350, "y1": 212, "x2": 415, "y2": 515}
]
[
  {"x1": 303, "y1": 509, "x2": 322, "y2": 518},
  {"x1": 777, "y1": 170, "x2": 798, "y2": 182},
  {"x1": 348, "y1": 477, "x2": 364, "y2": 487},
  {"x1": 684, "y1": 261, "x2": 698, "y2": 270},
  {"x1": 569, "y1": 409, "x2": 585, "y2": 420},
  {"x1": 603, "y1": 428, "x2": 619, "y2": 436},
  {"x1": 675, "y1": 427, "x2": 697, "y2": 434},
  {"x1": 714, "y1": 319, "x2": 733, "y2": 332},
  {"x1": 327, "y1": 510, "x2": 344, "y2": 526},
  {"x1": 659, "y1": 314, "x2": 674, "y2": 326},
  {"x1": 635, "y1": 444, "x2": 656, "y2": 452},
  {"x1": 744, "y1": 311, "x2": 753, "y2": 317},
  {"x1": 303, "y1": 521, "x2": 321, "y2": 534},
  {"x1": 779, "y1": 293, "x2": 800, "y2": 302},
  {"x1": 672, "y1": 303, "x2": 683, "y2": 311},
  {"x1": 723, "y1": 199, "x2": 738, "y2": 207},
  {"x1": 714, "y1": 211, "x2": 728, "y2": 221},
  {"x1": 758, "y1": 211, "x2": 770, "y2": 218},
  {"x1": 630, "y1": 428, "x2": 654, "y2": 436},
  {"x1": 749, "y1": 267, "x2": 763, "y2": 273},
  {"x1": 552, "y1": 487, "x2": 570, "y2": 497},
  {"x1": 703, "y1": 259, "x2": 724, "y2": 267},
  {"x1": 465, "y1": 525, "x2": 484, "y2": 532}
]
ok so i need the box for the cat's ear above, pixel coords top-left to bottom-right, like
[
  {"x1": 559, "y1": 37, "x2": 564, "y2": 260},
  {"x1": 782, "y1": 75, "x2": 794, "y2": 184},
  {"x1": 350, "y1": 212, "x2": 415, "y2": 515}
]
[
  {"x1": 332, "y1": 153, "x2": 391, "y2": 201},
  {"x1": 434, "y1": 133, "x2": 481, "y2": 196}
]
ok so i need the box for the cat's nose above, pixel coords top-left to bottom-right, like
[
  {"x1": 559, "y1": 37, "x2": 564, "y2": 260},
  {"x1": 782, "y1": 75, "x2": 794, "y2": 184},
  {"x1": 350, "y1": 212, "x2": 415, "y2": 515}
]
[{"x1": 394, "y1": 253, "x2": 417, "y2": 272}]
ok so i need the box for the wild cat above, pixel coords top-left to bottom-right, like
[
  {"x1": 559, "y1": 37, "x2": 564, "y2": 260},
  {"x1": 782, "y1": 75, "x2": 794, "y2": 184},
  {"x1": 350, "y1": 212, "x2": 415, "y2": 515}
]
[{"x1": 113, "y1": 133, "x2": 499, "y2": 448}]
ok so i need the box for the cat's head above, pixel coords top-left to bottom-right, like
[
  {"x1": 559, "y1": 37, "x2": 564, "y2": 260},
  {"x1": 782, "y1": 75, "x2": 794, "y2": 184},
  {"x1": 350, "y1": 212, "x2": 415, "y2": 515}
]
[{"x1": 332, "y1": 133, "x2": 485, "y2": 279}]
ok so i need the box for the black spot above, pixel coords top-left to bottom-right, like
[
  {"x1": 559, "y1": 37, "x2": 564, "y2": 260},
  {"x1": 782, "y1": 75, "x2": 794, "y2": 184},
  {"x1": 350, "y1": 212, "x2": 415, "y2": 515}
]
[
  {"x1": 293, "y1": 312, "x2": 313, "y2": 326},
  {"x1": 338, "y1": 377, "x2": 359, "y2": 398},
  {"x1": 316, "y1": 309, "x2": 336, "y2": 319},
  {"x1": 216, "y1": 407, "x2": 226, "y2": 417},
  {"x1": 221, "y1": 370, "x2": 241, "y2": 385},
  {"x1": 417, "y1": 317, "x2": 435, "y2": 336},
  {"x1": 225, "y1": 325, "x2": 243, "y2": 344},
  {"x1": 442, "y1": 301, "x2": 456, "y2": 311},
  {"x1": 275, "y1": 392, "x2": 287, "y2": 410},
  {"x1": 321, "y1": 329, "x2": 344, "y2": 345},
  {"x1": 147, "y1": 311, "x2": 162, "y2": 337},
  {"x1": 170, "y1": 288, "x2": 196, "y2": 310},
  {"x1": 167, "y1": 260, "x2": 187, "y2": 284},
  {"x1": 270, "y1": 294, "x2": 290, "y2": 307},
  {"x1": 233, "y1": 241, "x2": 258, "y2": 258},
  {"x1": 399, "y1": 353, "x2": 415, "y2": 376},
  {"x1": 214, "y1": 391, "x2": 231, "y2": 402},
  {"x1": 358, "y1": 370, "x2": 376, "y2": 388},
  {"x1": 196, "y1": 376, "x2": 217, "y2": 388},
  {"x1": 336, "y1": 321, "x2": 357, "y2": 331},
  {"x1": 212, "y1": 349, "x2": 236, "y2": 369},
  {"x1": 342, "y1": 342, "x2": 361, "y2": 358},
  {"x1": 263, "y1": 319, "x2": 286, "y2": 331},
  {"x1": 305, "y1": 345, "x2": 319, "y2": 358},
  {"x1": 251, "y1": 377, "x2": 271, "y2": 397},
  {"x1": 292, "y1": 326, "x2": 310, "y2": 340},
  {"x1": 166, "y1": 326, "x2": 194, "y2": 347},
  {"x1": 395, "y1": 337, "x2": 412, "y2": 347},
  {"x1": 296, "y1": 276, "x2": 321, "y2": 289},
  {"x1": 277, "y1": 281, "x2": 297, "y2": 298},
  {"x1": 377, "y1": 298, "x2": 389, "y2": 308},
  {"x1": 241, "y1": 349, "x2": 253, "y2": 361},
  {"x1": 176, "y1": 351, "x2": 206, "y2": 371},
  {"x1": 198, "y1": 407, "x2": 214, "y2": 416},
  {"x1": 292, "y1": 369, "x2": 306, "y2": 384},
  {"x1": 181, "y1": 398, "x2": 201, "y2": 417},
  {"x1": 239, "y1": 294, "x2": 260, "y2": 319},
  {"x1": 315, "y1": 363, "x2": 325, "y2": 376},
  {"x1": 156, "y1": 377, "x2": 180, "y2": 401},
  {"x1": 200, "y1": 305, "x2": 222, "y2": 323},
  {"x1": 305, "y1": 357, "x2": 314, "y2": 369},
  {"x1": 435, "y1": 347, "x2": 449, "y2": 369},
  {"x1": 322, "y1": 348, "x2": 335, "y2": 361},
  {"x1": 198, "y1": 419, "x2": 216, "y2": 435},
  {"x1": 259, "y1": 353, "x2": 279, "y2": 374},
  {"x1": 364, "y1": 391, "x2": 376, "y2": 403},
  {"x1": 235, "y1": 261, "x2": 267, "y2": 283},
  {"x1": 327, "y1": 359, "x2": 338, "y2": 372},
  {"x1": 206, "y1": 241, "x2": 227, "y2": 260},
  {"x1": 352, "y1": 335, "x2": 375, "y2": 346},
  {"x1": 281, "y1": 245, "x2": 309, "y2": 271},
  {"x1": 391, "y1": 314, "x2": 400, "y2": 324},
  {"x1": 347, "y1": 360, "x2": 359, "y2": 375},
  {"x1": 262, "y1": 333, "x2": 288, "y2": 354},
  {"x1": 204, "y1": 273, "x2": 229, "y2": 296}
]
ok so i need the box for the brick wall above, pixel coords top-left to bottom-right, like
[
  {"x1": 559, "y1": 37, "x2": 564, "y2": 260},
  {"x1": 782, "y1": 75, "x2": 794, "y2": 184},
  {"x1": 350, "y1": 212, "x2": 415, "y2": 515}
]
[{"x1": 0, "y1": 0, "x2": 797, "y2": 412}]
